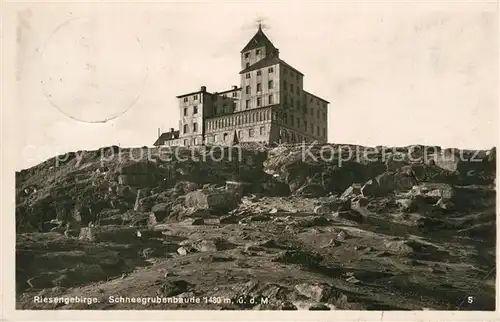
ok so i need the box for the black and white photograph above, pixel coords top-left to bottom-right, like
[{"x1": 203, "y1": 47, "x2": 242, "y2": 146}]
[{"x1": 2, "y1": 0, "x2": 498, "y2": 319}]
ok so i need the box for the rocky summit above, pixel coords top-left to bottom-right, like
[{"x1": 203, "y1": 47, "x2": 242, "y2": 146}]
[{"x1": 15, "y1": 144, "x2": 496, "y2": 310}]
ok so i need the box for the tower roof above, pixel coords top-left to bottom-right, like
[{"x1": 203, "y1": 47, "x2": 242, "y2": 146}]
[{"x1": 240, "y1": 25, "x2": 276, "y2": 53}]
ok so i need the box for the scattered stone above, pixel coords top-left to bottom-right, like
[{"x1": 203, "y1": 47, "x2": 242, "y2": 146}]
[
  {"x1": 340, "y1": 185, "x2": 362, "y2": 200},
  {"x1": 294, "y1": 282, "x2": 340, "y2": 302},
  {"x1": 177, "y1": 246, "x2": 194, "y2": 256},
  {"x1": 314, "y1": 205, "x2": 330, "y2": 214},
  {"x1": 157, "y1": 280, "x2": 191, "y2": 297},
  {"x1": 78, "y1": 227, "x2": 96, "y2": 242},
  {"x1": 269, "y1": 208, "x2": 278, "y2": 214},
  {"x1": 147, "y1": 213, "x2": 158, "y2": 228},
  {"x1": 336, "y1": 230, "x2": 348, "y2": 241},
  {"x1": 384, "y1": 240, "x2": 414, "y2": 256}
]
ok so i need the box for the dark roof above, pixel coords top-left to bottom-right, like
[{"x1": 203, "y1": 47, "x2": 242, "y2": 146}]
[
  {"x1": 217, "y1": 87, "x2": 242, "y2": 95},
  {"x1": 303, "y1": 90, "x2": 330, "y2": 104},
  {"x1": 239, "y1": 55, "x2": 304, "y2": 76},
  {"x1": 241, "y1": 26, "x2": 276, "y2": 53},
  {"x1": 176, "y1": 90, "x2": 205, "y2": 99},
  {"x1": 153, "y1": 130, "x2": 180, "y2": 146}
]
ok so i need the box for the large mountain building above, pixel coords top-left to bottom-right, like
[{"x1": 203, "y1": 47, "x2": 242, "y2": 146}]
[{"x1": 154, "y1": 25, "x2": 329, "y2": 147}]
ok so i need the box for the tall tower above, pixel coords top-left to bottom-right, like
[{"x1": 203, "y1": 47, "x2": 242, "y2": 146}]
[{"x1": 240, "y1": 24, "x2": 279, "y2": 70}]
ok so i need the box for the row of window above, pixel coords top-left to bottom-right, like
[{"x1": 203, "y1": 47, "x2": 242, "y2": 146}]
[
  {"x1": 245, "y1": 67, "x2": 274, "y2": 79},
  {"x1": 207, "y1": 126, "x2": 265, "y2": 143},
  {"x1": 281, "y1": 113, "x2": 326, "y2": 137},
  {"x1": 182, "y1": 94, "x2": 199, "y2": 103},
  {"x1": 183, "y1": 105, "x2": 199, "y2": 117},
  {"x1": 244, "y1": 95, "x2": 274, "y2": 109},
  {"x1": 183, "y1": 122, "x2": 198, "y2": 134},
  {"x1": 244, "y1": 49, "x2": 262, "y2": 59},
  {"x1": 245, "y1": 80, "x2": 274, "y2": 94},
  {"x1": 207, "y1": 109, "x2": 272, "y2": 130}
]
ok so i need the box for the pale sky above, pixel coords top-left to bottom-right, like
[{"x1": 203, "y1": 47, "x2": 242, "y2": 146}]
[{"x1": 13, "y1": 1, "x2": 499, "y2": 169}]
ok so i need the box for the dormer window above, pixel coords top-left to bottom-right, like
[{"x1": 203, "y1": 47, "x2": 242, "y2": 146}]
[
  {"x1": 246, "y1": 62, "x2": 250, "y2": 68},
  {"x1": 257, "y1": 70, "x2": 262, "y2": 76},
  {"x1": 268, "y1": 67, "x2": 274, "y2": 73},
  {"x1": 244, "y1": 52, "x2": 250, "y2": 58},
  {"x1": 246, "y1": 73, "x2": 250, "y2": 79},
  {"x1": 256, "y1": 49, "x2": 261, "y2": 55}
]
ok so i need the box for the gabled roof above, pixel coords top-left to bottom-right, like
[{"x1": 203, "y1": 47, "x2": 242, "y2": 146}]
[
  {"x1": 241, "y1": 25, "x2": 276, "y2": 53},
  {"x1": 153, "y1": 130, "x2": 180, "y2": 146},
  {"x1": 239, "y1": 55, "x2": 304, "y2": 76}
]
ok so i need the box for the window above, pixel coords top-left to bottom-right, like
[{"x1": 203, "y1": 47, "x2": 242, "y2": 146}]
[
  {"x1": 193, "y1": 122, "x2": 198, "y2": 132},
  {"x1": 194, "y1": 137, "x2": 199, "y2": 145},
  {"x1": 214, "y1": 135, "x2": 218, "y2": 142},
  {"x1": 323, "y1": 112, "x2": 326, "y2": 119},
  {"x1": 246, "y1": 100, "x2": 250, "y2": 109},
  {"x1": 194, "y1": 95, "x2": 198, "y2": 100},
  {"x1": 317, "y1": 126, "x2": 320, "y2": 136},
  {"x1": 284, "y1": 68, "x2": 287, "y2": 75},
  {"x1": 310, "y1": 123, "x2": 313, "y2": 132},
  {"x1": 246, "y1": 73, "x2": 250, "y2": 79},
  {"x1": 183, "y1": 97, "x2": 188, "y2": 102},
  {"x1": 249, "y1": 128, "x2": 255, "y2": 137},
  {"x1": 193, "y1": 106, "x2": 198, "y2": 115},
  {"x1": 246, "y1": 85, "x2": 251, "y2": 94},
  {"x1": 223, "y1": 133, "x2": 228, "y2": 141},
  {"x1": 223, "y1": 104, "x2": 228, "y2": 113},
  {"x1": 284, "y1": 80, "x2": 288, "y2": 89},
  {"x1": 259, "y1": 126, "x2": 264, "y2": 135},
  {"x1": 323, "y1": 128, "x2": 326, "y2": 137},
  {"x1": 283, "y1": 113, "x2": 288, "y2": 124},
  {"x1": 304, "y1": 121, "x2": 307, "y2": 130},
  {"x1": 284, "y1": 96, "x2": 288, "y2": 104},
  {"x1": 183, "y1": 108, "x2": 188, "y2": 116},
  {"x1": 268, "y1": 95, "x2": 273, "y2": 104},
  {"x1": 232, "y1": 91, "x2": 237, "y2": 97},
  {"x1": 183, "y1": 124, "x2": 188, "y2": 133},
  {"x1": 268, "y1": 67, "x2": 274, "y2": 73},
  {"x1": 222, "y1": 94, "x2": 227, "y2": 98},
  {"x1": 291, "y1": 98, "x2": 294, "y2": 108},
  {"x1": 291, "y1": 115, "x2": 294, "y2": 126},
  {"x1": 297, "y1": 86, "x2": 300, "y2": 93},
  {"x1": 183, "y1": 139, "x2": 188, "y2": 146},
  {"x1": 238, "y1": 130, "x2": 242, "y2": 139},
  {"x1": 296, "y1": 118, "x2": 300, "y2": 126},
  {"x1": 246, "y1": 62, "x2": 250, "y2": 68},
  {"x1": 310, "y1": 109, "x2": 313, "y2": 116},
  {"x1": 257, "y1": 97, "x2": 261, "y2": 107},
  {"x1": 244, "y1": 52, "x2": 249, "y2": 58},
  {"x1": 256, "y1": 49, "x2": 261, "y2": 55},
  {"x1": 257, "y1": 70, "x2": 262, "y2": 76},
  {"x1": 268, "y1": 80, "x2": 274, "y2": 89},
  {"x1": 290, "y1": 84, "x2": 294, "y2": 93},
  {"x1": 317, "y1": 110, "x2": 320, "y2": 118},
  {"x1": 256, "y1": 83, "x2": 262, "y2": 92}
]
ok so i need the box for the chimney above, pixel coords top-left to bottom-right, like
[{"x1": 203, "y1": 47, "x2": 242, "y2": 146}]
[
  {"x1": 158, "y1": 128, "x2": 160, "y2": 137},
  {"x1": 170, "y1": 128, "x2": 174, "y2": 133},
  {"x1": 201, "y1": 86, "x2": 207, "y2": 92},
  {"x1": 232, "y1": 85, "x2": 237, "y2": 90}
]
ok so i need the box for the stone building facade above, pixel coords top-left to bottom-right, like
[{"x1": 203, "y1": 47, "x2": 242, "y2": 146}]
[{"x1": 154, "y1": 25, "x2": 329, "y2": 147}]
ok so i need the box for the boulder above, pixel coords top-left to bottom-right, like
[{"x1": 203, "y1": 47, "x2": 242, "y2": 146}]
[
  {"x1": 78, "y1": 227, "x2": 96, "y2": 242},
  {"x1": 294, "y1": 282, "x2": 340, "y2": 302},
  {"x1": 361, "y1": 172, "x2": 417, "y2": 197},
  {"x1": 410, "y1": 183, "x2": 455, "y2": 201},
  {"x1": 151, "y1": 203, "x2": 171, "y2": 221},
  {"x1": 184, "y1": 189, "x2": 240, "y2": 213},
  {"x1": 384, "y1": 240, "x2": 414, "y2": 256},
  {"x1": 340, "y1": 184, "x2": 362, "y2": 200}
]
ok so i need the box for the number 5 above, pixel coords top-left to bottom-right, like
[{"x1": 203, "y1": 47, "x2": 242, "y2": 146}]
[{"x1": 468, "y1": 296, "x2": 474, "y2": 304}]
